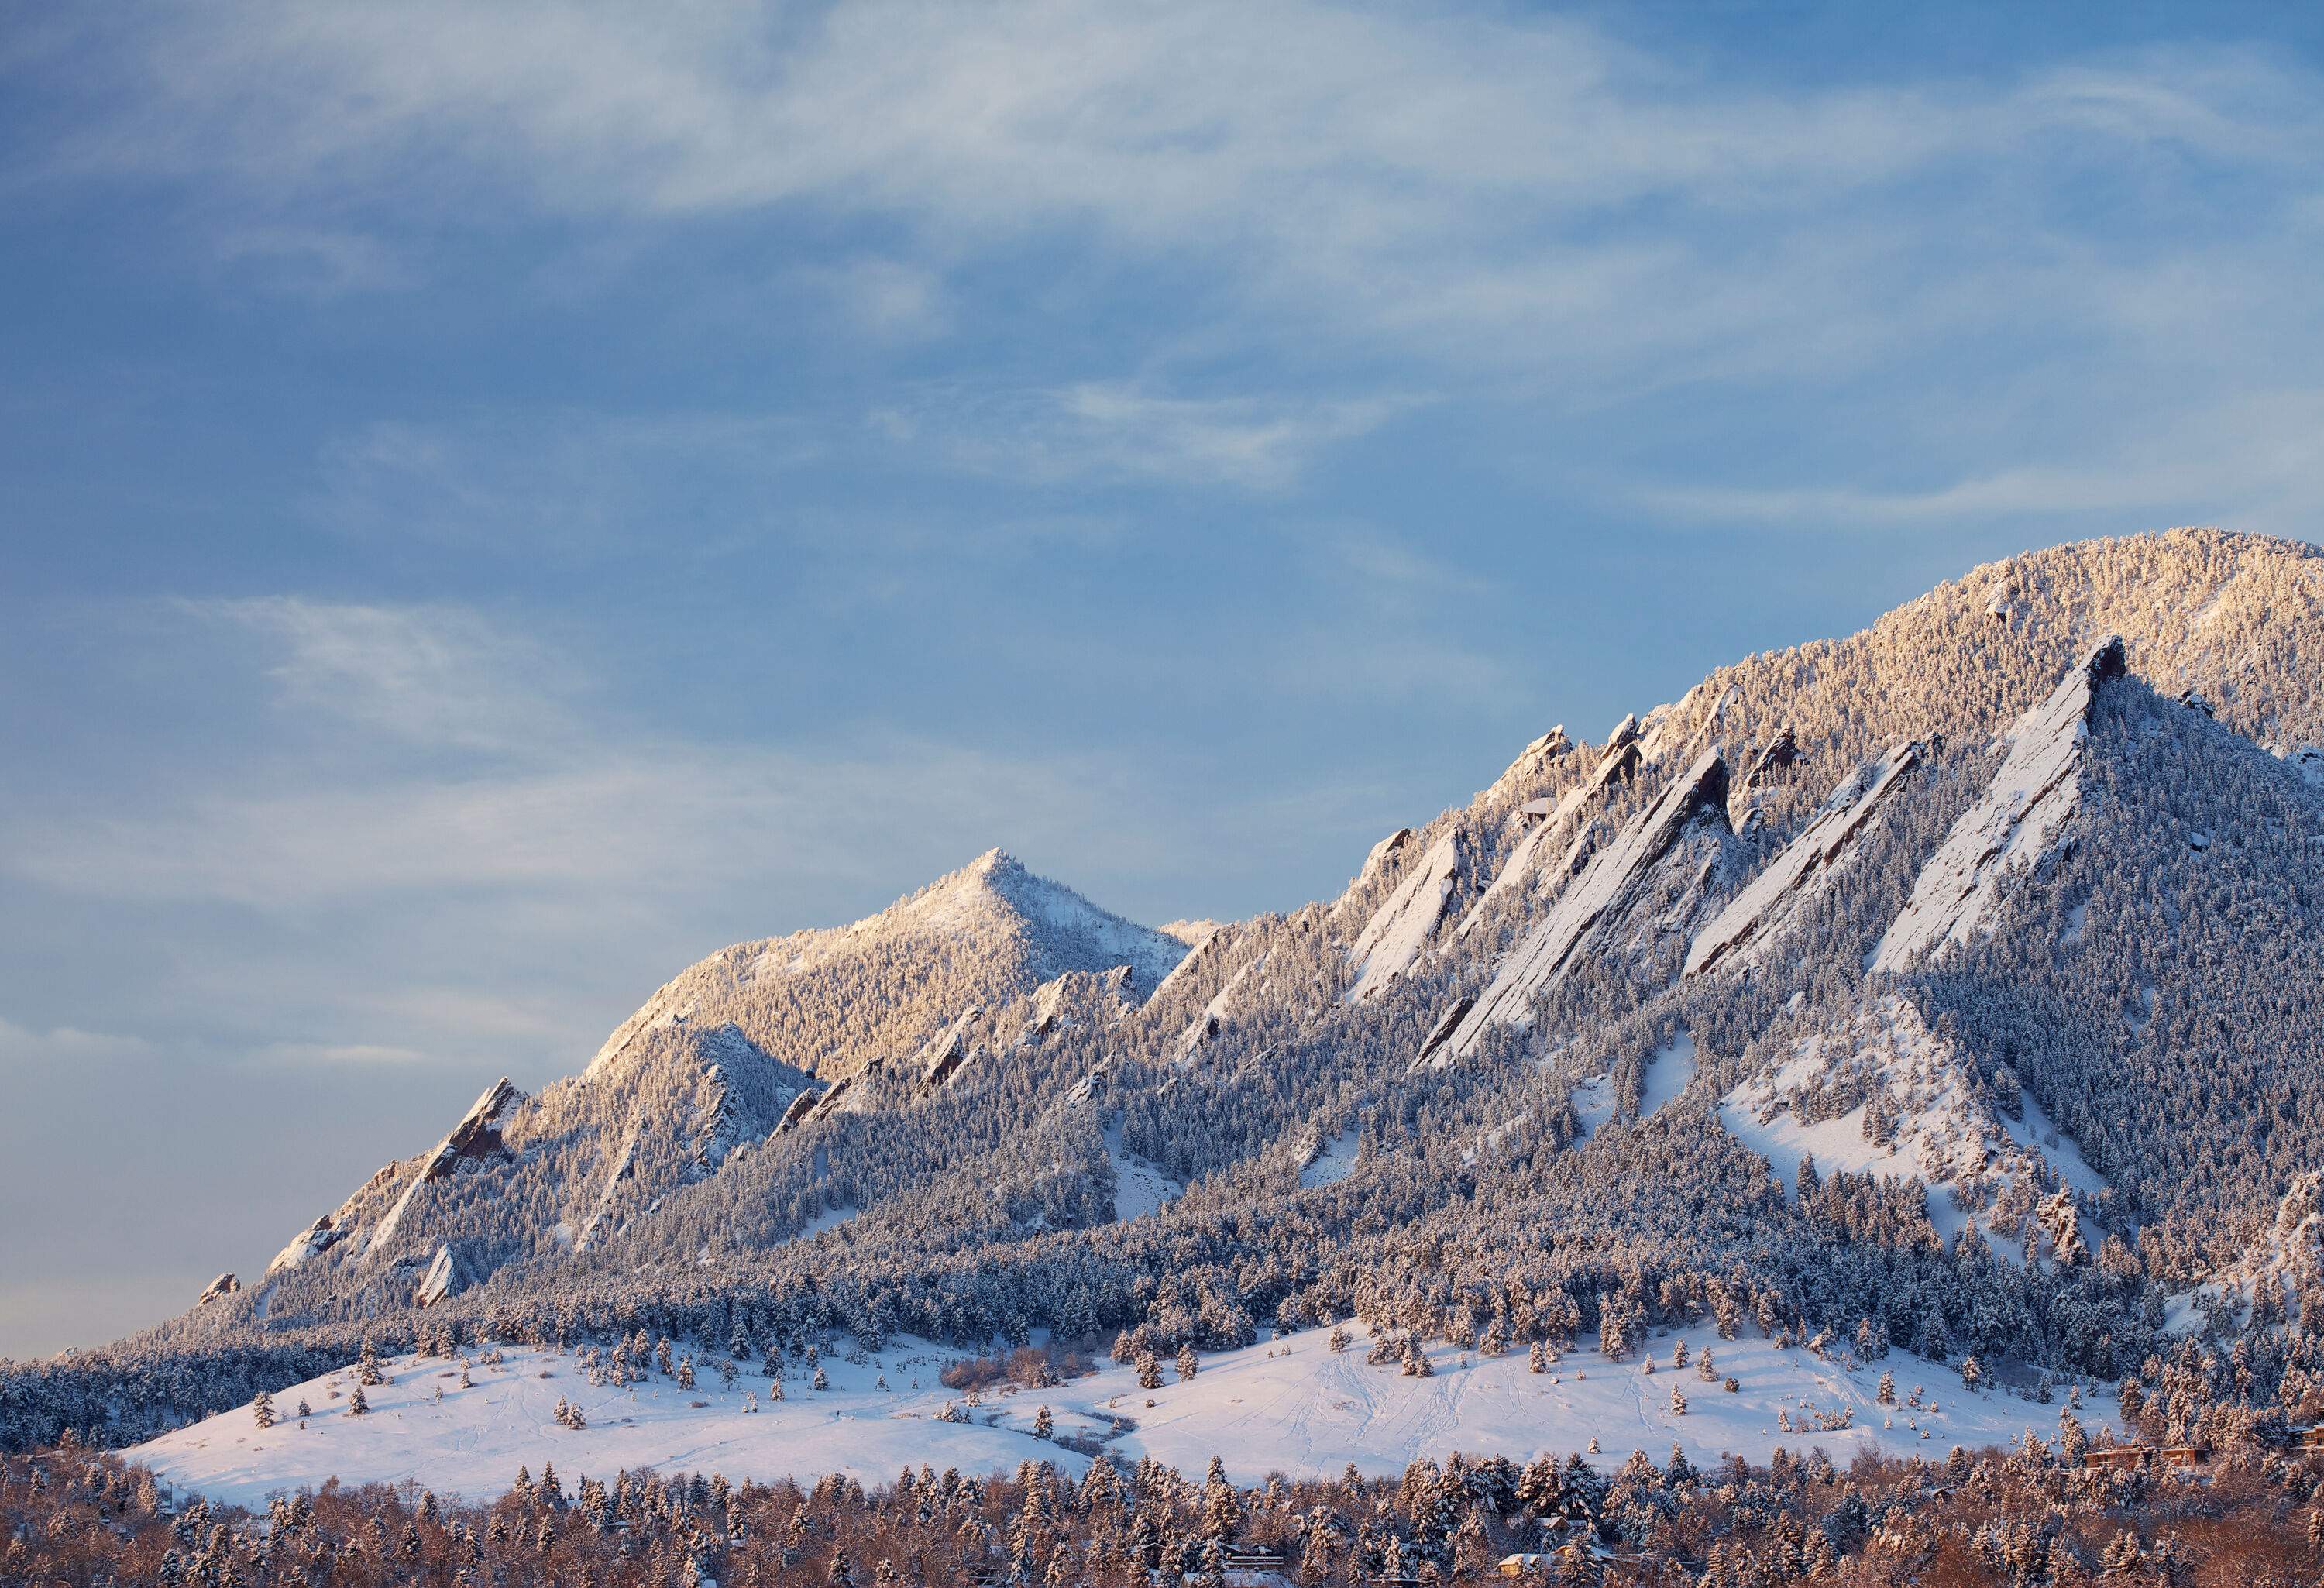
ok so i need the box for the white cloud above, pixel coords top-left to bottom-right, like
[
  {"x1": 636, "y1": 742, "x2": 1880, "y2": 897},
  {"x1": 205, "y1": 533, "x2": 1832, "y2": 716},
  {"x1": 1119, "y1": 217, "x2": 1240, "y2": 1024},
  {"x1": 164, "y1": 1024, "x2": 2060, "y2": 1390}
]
[
  {"x1": 889, "y1": 380, "x2": 1412, "y2": 490},
  {"x1": 42, "y1": 5, "x2": 2316, "y2": 391}
]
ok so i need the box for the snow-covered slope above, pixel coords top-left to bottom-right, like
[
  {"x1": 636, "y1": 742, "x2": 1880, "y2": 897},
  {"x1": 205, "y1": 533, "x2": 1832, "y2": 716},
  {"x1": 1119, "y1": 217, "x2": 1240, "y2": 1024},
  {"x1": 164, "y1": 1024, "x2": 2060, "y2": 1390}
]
[
  {"x1": 132, "y1": 1322, "x2": 2107, "y2": 1507},
  {"x1": 590, "y1": 847, "x2": 1186, "y2": 1084}
]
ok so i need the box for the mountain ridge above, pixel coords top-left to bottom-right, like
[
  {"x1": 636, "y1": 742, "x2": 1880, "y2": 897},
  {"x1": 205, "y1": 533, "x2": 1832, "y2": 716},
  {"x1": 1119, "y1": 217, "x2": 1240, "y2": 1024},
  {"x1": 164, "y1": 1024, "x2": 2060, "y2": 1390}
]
[{"x1": 9, "y1": 527, "x2": 2324, "y2": 1472}]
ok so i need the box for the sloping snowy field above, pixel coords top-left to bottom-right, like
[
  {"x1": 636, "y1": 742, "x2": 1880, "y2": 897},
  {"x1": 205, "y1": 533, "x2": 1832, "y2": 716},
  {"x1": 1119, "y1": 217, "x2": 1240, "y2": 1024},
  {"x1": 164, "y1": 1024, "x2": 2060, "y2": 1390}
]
[{"x1": 132, "y1": 1321, "x2": 2107, "y2": 1510}]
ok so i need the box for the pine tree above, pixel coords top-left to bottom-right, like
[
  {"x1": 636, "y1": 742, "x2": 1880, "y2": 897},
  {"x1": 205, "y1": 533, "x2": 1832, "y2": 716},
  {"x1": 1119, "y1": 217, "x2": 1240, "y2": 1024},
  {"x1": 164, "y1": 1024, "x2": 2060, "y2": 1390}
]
[
  {"x1": 347, "y1": 1385, "x2": 370, "y2": 1417},
  {"x1": 1033, "y1": 1404, "x2": 1054, "y2": 1440},
  {"x1": 1530, "y1": 1339, "x2": 1549, "y2": 1374},
  {"x1": 1177, "y1": 1343, "x2": 1199, "y2": 1382},
  {"x1": 251, "y1": 1390, "x2": 274, "y2": 1430}
]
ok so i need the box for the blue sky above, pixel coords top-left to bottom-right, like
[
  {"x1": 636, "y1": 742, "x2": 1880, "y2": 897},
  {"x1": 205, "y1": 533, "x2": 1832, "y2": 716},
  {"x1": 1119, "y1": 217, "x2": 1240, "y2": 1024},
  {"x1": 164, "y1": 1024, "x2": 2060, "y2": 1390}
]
[{"x1": 4, "y1": 1, "x2": 2322, "y2": 1358}]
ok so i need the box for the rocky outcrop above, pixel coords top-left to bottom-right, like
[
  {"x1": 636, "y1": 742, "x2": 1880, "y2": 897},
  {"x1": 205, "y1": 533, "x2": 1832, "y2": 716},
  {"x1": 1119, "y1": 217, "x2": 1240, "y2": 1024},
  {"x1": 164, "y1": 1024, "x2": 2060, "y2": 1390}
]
[
  {"x1": 1406, "y1": 993, "x2": 1476, "y2": 1074},
  {"x1": 365, "y1": 1078, "x2": 520, "y2": 1259},
  {"x1": 413, "y1": 1244, "x2": 461, "y2": 1308},
  {"x1": 1483, "y1": 725, "x2": 1573, "y2": 797},
  {"x1": 264, "y1": 1216, "x2": 343, "y2": 1279},
  {"x1": 916, "y1": 1007, "x2": 983, "y2": 1092},
  {"x1": 1347, "y1": 831, "x2": 1464, "y2": 1002},
  {"x1": 1870, "y1": 638, "x2": 2126, "y2": 973},
  {"x1": 1444, "y1": 748, "x2": 1731, "y2": 1060},
  {"x1": 194, "y1": 1273, "x2": 239, "y2": 1308},
  {"x1": 1458, "y1": 740, "x2": 1640, "y2": 937},
  {"x1": 1686, "y1": 741, "x2": 1921, "y2": 976},
  {"x1": 1738, "y1": 726, "x2": 1799, "y2": 794},
  {"x1": 1349, "y1": 827, "x2": 1415, "y2": 896}
]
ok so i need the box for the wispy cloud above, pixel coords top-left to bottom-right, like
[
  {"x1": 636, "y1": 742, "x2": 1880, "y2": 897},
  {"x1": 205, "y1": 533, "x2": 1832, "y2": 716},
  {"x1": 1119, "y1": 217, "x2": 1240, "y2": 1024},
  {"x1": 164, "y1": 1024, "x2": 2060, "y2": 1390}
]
[
  {"x1": 305, "y1": 411, "x2": 822, "y2": 553},
  {"x1": 884, "y1": 381, "x2": 1413, "y2": 490},
  {"x1": 37, "y1": 5, "x2": 2319, "y2": 390}
]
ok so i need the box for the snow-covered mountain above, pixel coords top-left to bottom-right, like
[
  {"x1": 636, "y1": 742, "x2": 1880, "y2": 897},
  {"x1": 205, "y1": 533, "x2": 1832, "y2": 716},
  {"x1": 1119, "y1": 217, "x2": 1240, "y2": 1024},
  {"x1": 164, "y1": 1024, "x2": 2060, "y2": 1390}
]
[
  {"x1": 12, "y1": 528, "x2": 2324, "y2": 1473},
  {"x1": 243, "y1": 848, "x2": 1188, "y2": 1318}
]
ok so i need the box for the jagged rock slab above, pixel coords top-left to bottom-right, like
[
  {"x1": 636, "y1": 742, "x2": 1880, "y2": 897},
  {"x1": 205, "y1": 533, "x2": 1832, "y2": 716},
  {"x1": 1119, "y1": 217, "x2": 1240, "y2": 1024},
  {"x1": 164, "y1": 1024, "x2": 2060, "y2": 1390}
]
[
  {"x1": 1444, "y1": 747, "x2": 1730, "y2": 1060},
  {"x1": 916, "y1": 1007, "x2": 983, "y2": 1091},
  {"x1": 365, "y1": 1078, "x2": 518, "y2": 1259},
  {"x1": 1870, "y1": 638, "x2": 2125, "y2": 972},
  {"x1": 1348, "y1": 827, "x2": 1415, "y2": 897},
  {"x1": 194, "y1": 1273, "x2": 239, "y2": 1308},
  {"x1": 413, "y1": 1244, "x2": 460, "y2": 1308},
  {"x1": 1347, "y1": 830, "x2": 1463, "y2": 1002},
  {"x1": 1738, "y1": 726, "x2": 1799, "y2": 793},
  {"x1": 1458, "y1": 740, "x2": 1639, "y2": 937},
  {"x1": 1686, "y1": 740, "x2": 1921, "y2": 976},
  {"x1": 1406, "y1": 993, "x2": 1475, "y2": 1073},
  {"x1": 265, "y1": 1216, "x2": 344, "y2": 1279}
]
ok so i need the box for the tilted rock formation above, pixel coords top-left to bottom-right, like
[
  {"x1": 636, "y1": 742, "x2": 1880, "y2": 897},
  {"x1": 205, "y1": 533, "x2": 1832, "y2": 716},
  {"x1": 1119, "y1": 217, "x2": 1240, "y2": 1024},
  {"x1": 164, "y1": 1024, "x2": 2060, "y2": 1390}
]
[
  {"x1": 1870, "y1": 638, "x2": 2125, "y2": 973},
  {"x1": 1686, "y1": 740, "x2": 1921, "y2": 977},
  {"x1": 1444, "y1": 747, "x2": 1731, "y2": 1060},
  {"x1": 1347, "y1": 830, "x2": 1464, "y2": 1001}
]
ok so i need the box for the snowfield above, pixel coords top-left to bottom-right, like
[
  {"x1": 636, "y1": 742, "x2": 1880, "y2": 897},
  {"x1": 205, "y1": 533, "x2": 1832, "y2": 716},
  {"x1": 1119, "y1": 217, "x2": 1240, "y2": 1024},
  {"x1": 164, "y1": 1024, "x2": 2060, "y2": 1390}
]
[{"x1": 131, "y1": 1321, "x2": 2107, "y2": 1510}]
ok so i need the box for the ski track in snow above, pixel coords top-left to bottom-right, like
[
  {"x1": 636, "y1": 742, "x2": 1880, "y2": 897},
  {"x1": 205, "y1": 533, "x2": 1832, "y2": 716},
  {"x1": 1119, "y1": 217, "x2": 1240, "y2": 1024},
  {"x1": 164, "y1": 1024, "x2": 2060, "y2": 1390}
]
[{"x1": 132, "y1": 1323, "x2": 2113, "y2": 1509}]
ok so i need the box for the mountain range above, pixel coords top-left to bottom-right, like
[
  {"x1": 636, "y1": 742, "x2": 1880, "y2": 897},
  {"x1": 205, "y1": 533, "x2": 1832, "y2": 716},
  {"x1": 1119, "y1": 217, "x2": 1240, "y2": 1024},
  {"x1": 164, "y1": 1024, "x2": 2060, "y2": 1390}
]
[{"x1": 8, "y1": 525, "x2": 2324, "y2": 1458}]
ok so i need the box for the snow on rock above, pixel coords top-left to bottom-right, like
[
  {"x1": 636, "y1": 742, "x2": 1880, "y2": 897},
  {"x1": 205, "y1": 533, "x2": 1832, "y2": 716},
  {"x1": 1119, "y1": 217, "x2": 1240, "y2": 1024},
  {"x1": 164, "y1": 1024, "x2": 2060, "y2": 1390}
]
[
  {"x1": 1871, "y1": 638, "x2": 2126, "y2": 973},
  {"x1": 1406, "y1": 994, "x2": 1476, "y2": 1073},
  {"x1": 1181, "y1": 955, "x2": 1265, "y2": 1057},
  {"x1": 365, "y1": 1078, "x2": 519, "y2": 1260},
  {"x1": 1296, "y1": 1129, "x2": 1362, "y2": 1188},
  {"x1": 1347, "y1": 830, "x2": 1464, "y2": 1002},
  {"x1": 1738, "y1": 726, "x2": 1800, "y2": 794},
  {"x1": 1459, "y1": 741, "x2": 1641, "y2": 937},
  {"x1": 915, "y1": 1006, "x2": 983, "y2": 1091},
  {"x1": 1349, "y1": 827, "x2": 1416, "y2": 895},
  {"x1": 1687, "y1": 742, "x2": 1922, "y2": 977},
  {"x1": 1149, "y1": 922, "x2": 1236, "y2": 1005},
  {"x1": 134, "y1": 1323, "x2": 2108, "y2": 1508},
  {"x1": 266, "y1": 1217, "x2": 344, "y2": 1279},
  {"x1": 2291, "y1": 746, "x2": 2324, "y2": 789},
  {"x1": 194, "y1": 1273, "x2": 240, "y2": 1308},
  {"x1": 413, "y1": 1245, "x2": 460, "y2": 1308},
  {"x1": 1445, "y1": 748, "x2": 1731, "y2": 1060},
  {"x1": 1717, "y1": 995, "x2": 2102, "y2": 1261},
  {"x1": 1483, "y1": 725, "x2": 1574, "y2": 798}
]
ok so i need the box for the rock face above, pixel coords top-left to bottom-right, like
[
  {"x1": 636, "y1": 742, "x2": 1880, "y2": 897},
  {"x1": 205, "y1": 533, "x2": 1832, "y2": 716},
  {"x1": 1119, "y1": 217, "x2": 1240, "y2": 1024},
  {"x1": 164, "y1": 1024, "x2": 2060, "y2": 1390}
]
[
  {"x1": 1871, "y1": 638, "x2": 2126, "y2": 973},
  {"x1": 1686, "y1": 741, "x2": 1921, "y2": 977},
  {"x1": 1347, "y1": 830, "x2": 1465, "y2": 1001},
  {"x1": 1459, "y1": 739, "x2": 1640, "y2": 936},
  {"x1": 1444, "y1": 747, "x2": 1731, "y2": 1060},
  {"x1": 365, "y1": 1078, "x2": 520, "y2": 1259},
  {"x1": 1738, "y1": 726, "x2": 1800, "y2": 794},
  {"x1": 413, "y1": 1245, "x2": 459, "y2": 1308},
  {"x1": 584, "y1": 848, "x2": 1186, "y2": 1088},
  {"x1": 194, "y1": 1273, "x2": 239, "y2": 1308},
  {"x1": 916, "y1": 1007, "x2": 983, "y2": 1092},
  {"x1": 1349, "y1": 827, "x2": 1415, "y2": 896},
  {"x1": 265, "y1": 1217, "x2": 343, "y2": 1279}
]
